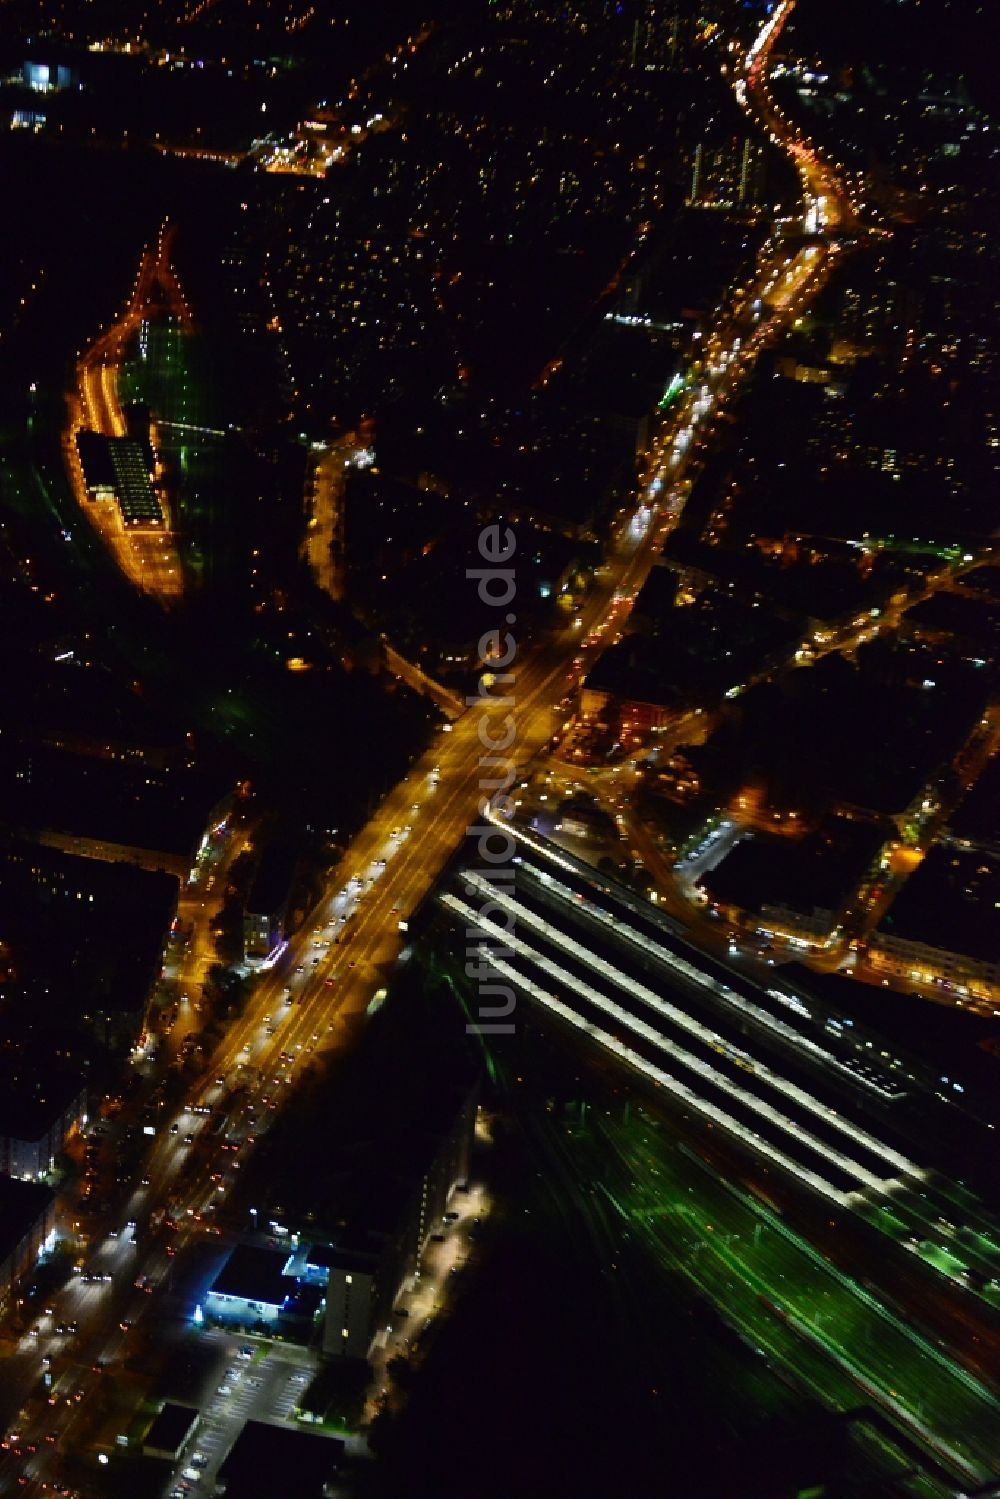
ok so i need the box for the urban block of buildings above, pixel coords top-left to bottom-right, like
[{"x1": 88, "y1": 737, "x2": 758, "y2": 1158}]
[
  {"x1": 869, "y1": 846, "x2": 1000, "y2": 1001},
  {"x1": 203, "y1": 1071, "x2": 477, "y2": 1364},
  {"x1": 699, "y1": 818, "x2": 886, "y2": 946}
]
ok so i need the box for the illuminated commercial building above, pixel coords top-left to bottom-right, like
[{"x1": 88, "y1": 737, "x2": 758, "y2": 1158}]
[
  {"x1": 204, "y1": 1244, "x2": 323, "y2": 1334},
  {"x1": 205, "y1": 1245, "x2": 291, "y2": 1328},
  {"x1": 22, "y1": 61, "x2": 78, "y2": 92}
]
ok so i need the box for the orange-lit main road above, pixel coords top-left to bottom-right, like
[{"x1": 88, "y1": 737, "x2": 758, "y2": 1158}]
[{"x1": 734, "y1": 0, "x2": 859, "y2": 236}]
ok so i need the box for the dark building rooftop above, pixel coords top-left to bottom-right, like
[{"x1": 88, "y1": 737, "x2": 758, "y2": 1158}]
[
  {"x1": 878, "y1": 845, "x2": 1000, "y2": 963},
  {"x1": 0, "y1": 652, "x2": 188, "y2": 761},
  {"x1": 218, "y1": 1421, "x2": 344, "y2": 1499},
  {"x1": 585, "y1": 634, "x2": 682, "y2": 710},
  {"x1": 251, "y1": 971, "x2": 478, "y2": 1243},
  {"x1": 245, "y1": 843, "x2": 300, "y2": 919},
  {"x1": 948, "y1": 752, "x2": 1000, "y2": 850},
  {"x1": 688, "y1": 649, "x2": 987, "y2": 818},
  {"x1": 0, "y1": 741, "x2": 232, "y2": 862},
  {"x1": 962, "y1": 566, "x2": 1000, "y2": 601},
  {"x1": 0, "y1": 1069, "x2": 85, "y2": 1145},
  {"x1": 0, "y1": 1176, "x2": 55, "y2": 1266},
  {"x1": 630, "y1": 564, "x2": 680, "y2": 628},
  {"x1": 303, "y1": 1242, "x2": 343, "y2": 1270},
  {"x1": 142, "y1": 1403, "x2": 199, "y2": 1460},
  {"x1": 0, "y1": 841, "x2": 179, "y2": 1043},
  {"x1": 306, "y1": 1229, "x2": 384, "y2": 1276},
  {"x1": 209, "y1": 1245, "x2": 291, "y2": 1307},
  {"x1": 906, "y1": 591, "x2": 1000, "y2": 648},
  {"x1": 75, "y1": 430, "x2": 115, "y2": 490},
  {"x1": 122, "y1": 402, "x2": 154, "y2": 471},
  {"x1": 586, "y1": 592, "x2": 796, "y2": 706},
  {"x1": 701, "y1": 819, "x2": 885, "y2": 919}
]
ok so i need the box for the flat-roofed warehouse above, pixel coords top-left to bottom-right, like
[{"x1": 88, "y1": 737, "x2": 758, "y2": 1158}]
[
  {"x1": 75, "y1": 430, "x2": 163, "y2": 528},
  {"x1": 109, "y1": 437, "x2": 163, "y2": 526},
  {"x1": 142, "y1": 1402, "x2": 200, "y2": 1461},
  {"x1": 217, "y1": 1421, "x2": 344, "y2": 1498},
  {"x1": 75, "y1": 430, "x2": 116, "y2": 494}
]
